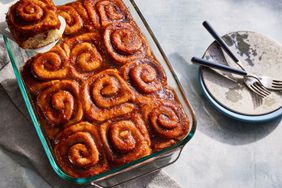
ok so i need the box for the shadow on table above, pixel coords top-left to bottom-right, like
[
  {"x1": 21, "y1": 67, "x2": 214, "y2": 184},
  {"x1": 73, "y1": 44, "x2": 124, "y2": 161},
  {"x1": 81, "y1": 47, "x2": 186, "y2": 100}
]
[
  {"x1": 0, "y1": 21, "x2": 13, "y2": 42},
  {"x1": 0, "y1": 21, "x2": 7, "y2": 32},
  {"x1": 0, "y1": 31, "x2": 9, "y2": 72},
  {"x1": 168, "y1": 53, "x2": 281, "y2": 145}
]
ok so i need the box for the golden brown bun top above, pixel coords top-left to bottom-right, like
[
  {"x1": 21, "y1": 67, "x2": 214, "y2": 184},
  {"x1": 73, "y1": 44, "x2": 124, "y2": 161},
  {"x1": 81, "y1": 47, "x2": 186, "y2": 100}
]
[{"x1": 6, "y1": 0, "x2": 60, "y2": 43}]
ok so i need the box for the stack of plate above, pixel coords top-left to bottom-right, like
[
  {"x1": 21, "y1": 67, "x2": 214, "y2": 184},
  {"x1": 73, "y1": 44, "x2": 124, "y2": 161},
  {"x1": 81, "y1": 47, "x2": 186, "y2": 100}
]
[{"x1": 199, "y1": 31, "x2": 282, "y2": 122}]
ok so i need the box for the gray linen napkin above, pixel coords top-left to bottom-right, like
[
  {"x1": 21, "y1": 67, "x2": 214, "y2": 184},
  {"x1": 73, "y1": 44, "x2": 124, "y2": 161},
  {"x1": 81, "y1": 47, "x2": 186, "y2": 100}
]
[{"x1": 0, "y1": 37, "x2": 181, "y2": 188}]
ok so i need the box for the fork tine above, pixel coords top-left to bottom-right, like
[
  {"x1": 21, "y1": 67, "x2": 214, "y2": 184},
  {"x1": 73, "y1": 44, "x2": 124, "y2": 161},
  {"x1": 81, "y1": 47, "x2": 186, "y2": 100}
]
[
  {"x1": 253, "y1": 82, "x2": 271, "y2": 95},
  {"x1": 272, "y1": 80, "x2": 282, "y2": 84},
  {"x1": 257, "y1": 82, "x2": 271, "y2": 93},
  {"x1": 250, "y1": 86, "x2": 266, "y2": 98},
  {"x1": 272, "y1": 85, "x2": 282, "y2": 89},
  {"x1": 247, "y1": 85, "x2": 260, "y2": 97},
  {"x1": 251, "y1": 86, "x2": 268, "y2": 97},
  {"x1": 272, "y1": 82, "x2": 282, "y2": 87},
  {"x1": 249, "y1": 85, "x2": 268, "y2": 98},
  {"x1": 252, "y1": 83, "x2": 270, "y2": 97}
]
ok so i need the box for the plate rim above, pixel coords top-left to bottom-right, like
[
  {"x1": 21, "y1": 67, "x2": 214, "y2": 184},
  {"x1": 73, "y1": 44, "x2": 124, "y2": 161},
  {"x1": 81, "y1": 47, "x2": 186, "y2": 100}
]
[
  {"x1": 199, "y1": 31, "x2": 282, "y2": 122},
  {"x1": 199, "y1": 67, "x2": 282, "y2": 122}
]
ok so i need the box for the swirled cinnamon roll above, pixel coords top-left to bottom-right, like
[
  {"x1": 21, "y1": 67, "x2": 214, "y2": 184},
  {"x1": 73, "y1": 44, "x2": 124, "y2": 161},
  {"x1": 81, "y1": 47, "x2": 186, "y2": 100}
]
[
  {"x1": 120, "y1": 58, "x2": 167, "y2": 96},
  {"x1": 100, "y1": 113, "x2": 151, "y2": 165},
  {"x1": 37, "y1": 80, "x2": 83, "y2": 127},
  {"x1": 6, "y1": 0, "x2": 61, "y2": 49},
  {"x1": 22, "y1": 59, "x2": 58, "y2": 95},
  {"x1": 54, "y1": 122, "x2": 109, "y2": 178},
  {"x1": 18, "y1": 0, "x2": 193, "y2": 177},
  {"x1": 104, "y1": 23, "x2": 150, "y2": 64},
  {"x1": 30, "y1": 44, "x2": 70, "y2": 81},
  {"x1": 95, "y1": 0, "x2": 129, "y2": 27},
  {"x1": 57, "y1": 1, "x2": 93, "y2": 36},
  {"x1": 83, "y1": 0, "x2": 101, "y2": 28},
  {"x1": 82, "y1": 69, "x2": 136, "y2": 122},
  {"x1": 143, "y1": 100, "x2": 189, "y2": 151},
  {"x1": 65, "y1": 32, "x2": 106, "y2": 79}
]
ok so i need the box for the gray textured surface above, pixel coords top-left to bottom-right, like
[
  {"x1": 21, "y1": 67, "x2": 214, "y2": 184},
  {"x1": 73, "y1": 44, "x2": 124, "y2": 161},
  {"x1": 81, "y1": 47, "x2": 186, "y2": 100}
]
[
  {"x1": 0, "y1": 0, "x2": 282, "y2": 188},
  {"x1": 134, "y1": 0, "x2": 282, "y2": 188}
]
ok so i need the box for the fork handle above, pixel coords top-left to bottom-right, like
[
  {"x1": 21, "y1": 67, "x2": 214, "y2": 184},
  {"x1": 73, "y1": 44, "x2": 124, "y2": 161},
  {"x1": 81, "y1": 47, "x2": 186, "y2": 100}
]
[
  {"x1": 203, "y1": 21, "x2": 240, "y2": 63},
  {"x1": 191, "y1": 57, "x2": 247, "y2": 76}
]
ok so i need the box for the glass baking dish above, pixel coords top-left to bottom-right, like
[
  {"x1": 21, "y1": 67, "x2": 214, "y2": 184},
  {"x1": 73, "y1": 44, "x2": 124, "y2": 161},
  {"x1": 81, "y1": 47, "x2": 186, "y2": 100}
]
[{"x1": 3, "y1": 0, "x2": 197, "y2": 187}]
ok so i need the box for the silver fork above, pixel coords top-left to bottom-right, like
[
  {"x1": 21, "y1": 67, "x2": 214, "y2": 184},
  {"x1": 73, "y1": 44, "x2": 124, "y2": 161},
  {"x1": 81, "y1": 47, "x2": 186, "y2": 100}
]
[
  {"x1": 222, "y1": 53, "x2": 282, "y2": 92},
  {"x1": 258, "y1": 77, "x2": 282, "y2": 91},
  {"x1": 245, "y1": 76, "x2": 271, "y2": 97},
  {"x1": 202, "y1": 21, "x2": 282, "y2": 92},
  {"x1": 191, "y1": 57, "x2": 271, "y2": 98}
]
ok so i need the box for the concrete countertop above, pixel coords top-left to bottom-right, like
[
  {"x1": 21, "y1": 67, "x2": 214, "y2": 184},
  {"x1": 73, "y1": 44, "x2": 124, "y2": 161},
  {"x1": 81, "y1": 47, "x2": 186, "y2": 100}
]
[
  {"x1": 0, "y1": 0, "x2": 282, "y2": 187},
  {"x1": 134, "y1": 1, "x2": 282, "y2": 187}
]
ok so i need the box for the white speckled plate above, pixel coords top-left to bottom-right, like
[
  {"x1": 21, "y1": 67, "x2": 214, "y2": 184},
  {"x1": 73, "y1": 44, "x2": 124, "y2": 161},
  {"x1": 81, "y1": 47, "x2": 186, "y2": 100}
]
[{"x1": 200, "y1": 31, "x2": 282, "y2": 121}]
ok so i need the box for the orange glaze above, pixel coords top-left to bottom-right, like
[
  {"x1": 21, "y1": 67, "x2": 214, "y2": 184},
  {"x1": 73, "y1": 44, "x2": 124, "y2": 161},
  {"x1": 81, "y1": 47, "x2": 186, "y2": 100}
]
[{"x1": 21, "y1": 0, "x2": 190, "y2": 178}]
